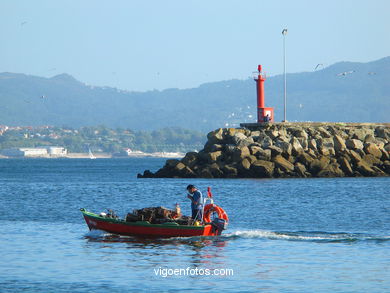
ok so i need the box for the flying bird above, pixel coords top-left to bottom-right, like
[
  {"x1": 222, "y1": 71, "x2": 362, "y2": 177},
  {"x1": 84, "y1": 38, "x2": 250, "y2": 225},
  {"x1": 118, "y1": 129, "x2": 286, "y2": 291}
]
[
  {"x1": 21, "y1": 21, "x2": 27, "y2": 26},
  {"x1": 314, "y1": 64, "x2": 323, "y2": 71}
]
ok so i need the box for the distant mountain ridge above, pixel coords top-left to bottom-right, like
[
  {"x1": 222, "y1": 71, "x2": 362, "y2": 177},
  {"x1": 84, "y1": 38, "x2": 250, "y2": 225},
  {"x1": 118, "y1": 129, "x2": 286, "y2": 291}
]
[{"x1": 0, "y1": 57, "x2": 389, "y2": 131}]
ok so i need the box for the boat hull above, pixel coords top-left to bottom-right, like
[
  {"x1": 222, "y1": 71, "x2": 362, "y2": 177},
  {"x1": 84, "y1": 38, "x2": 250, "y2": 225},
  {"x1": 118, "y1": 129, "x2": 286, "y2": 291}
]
[{"x1": 81, "y1": 209, "x2": 219, "y2": 237}]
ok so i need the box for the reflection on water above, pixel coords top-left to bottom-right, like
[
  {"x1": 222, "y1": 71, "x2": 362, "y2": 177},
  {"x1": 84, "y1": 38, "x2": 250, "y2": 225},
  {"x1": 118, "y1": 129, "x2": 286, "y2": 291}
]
[
  {"x1": 84, "y1": 231, "x2": 228, "y2": 251},
  {"x1": 85, "y1": 230, "x2": 225, "y2": 246},
  {"x1": 83, "y1": 230, "x2": 230, "y2": 268}
]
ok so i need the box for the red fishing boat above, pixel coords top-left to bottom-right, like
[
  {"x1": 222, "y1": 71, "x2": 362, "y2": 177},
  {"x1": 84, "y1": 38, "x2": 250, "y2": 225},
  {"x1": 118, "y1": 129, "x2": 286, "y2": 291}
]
[{"x1": 80, "y1": 202, "x2": 228, "y2": 238}]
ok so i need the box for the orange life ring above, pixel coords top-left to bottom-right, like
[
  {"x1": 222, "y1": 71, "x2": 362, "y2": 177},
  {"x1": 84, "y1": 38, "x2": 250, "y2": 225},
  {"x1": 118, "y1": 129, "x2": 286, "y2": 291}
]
[{"x1": 203, "y1": 204, "x2": 229, "y2": 223}]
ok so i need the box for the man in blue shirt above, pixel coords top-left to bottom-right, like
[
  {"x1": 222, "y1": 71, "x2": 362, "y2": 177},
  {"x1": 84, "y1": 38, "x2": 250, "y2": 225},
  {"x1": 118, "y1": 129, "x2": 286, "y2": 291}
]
[{"x1": 186, "y1": 185, "x2": 203, "y2": 222}]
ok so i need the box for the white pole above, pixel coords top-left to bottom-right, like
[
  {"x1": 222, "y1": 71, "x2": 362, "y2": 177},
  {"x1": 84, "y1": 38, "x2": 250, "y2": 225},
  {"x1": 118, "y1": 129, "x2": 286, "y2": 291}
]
[{"x1": 282, "y1": 29, "x2": 288, "y2": 122}]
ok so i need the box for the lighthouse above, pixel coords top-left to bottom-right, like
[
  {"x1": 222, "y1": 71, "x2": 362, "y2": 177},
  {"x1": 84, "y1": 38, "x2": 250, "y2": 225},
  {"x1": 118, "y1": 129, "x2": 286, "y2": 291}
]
[{"x1": 254, "y1": 65, "x2": 274, "y2": 123}]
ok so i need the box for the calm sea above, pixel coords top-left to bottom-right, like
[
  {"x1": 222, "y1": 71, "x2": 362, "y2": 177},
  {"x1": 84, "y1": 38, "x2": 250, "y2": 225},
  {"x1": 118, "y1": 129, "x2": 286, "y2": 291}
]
[{"x1": 0, "y1": 158, "x2": 389, "y2": 292}]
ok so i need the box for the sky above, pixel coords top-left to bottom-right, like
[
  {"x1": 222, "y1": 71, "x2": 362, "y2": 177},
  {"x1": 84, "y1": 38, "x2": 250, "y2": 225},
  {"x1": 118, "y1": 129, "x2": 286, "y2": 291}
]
[{"x1": 0, "y1": 0, "x2": 389, "y2": 91}]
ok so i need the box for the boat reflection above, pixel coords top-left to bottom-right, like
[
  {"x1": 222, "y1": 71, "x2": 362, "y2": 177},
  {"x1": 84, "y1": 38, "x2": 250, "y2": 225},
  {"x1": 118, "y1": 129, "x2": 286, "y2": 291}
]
[
  {"x1": 84, "y1": 230, "x2": 230, "y2": 268},
  {"x1": 84, "y1": 230, "x2": 228, "y2": 249}
]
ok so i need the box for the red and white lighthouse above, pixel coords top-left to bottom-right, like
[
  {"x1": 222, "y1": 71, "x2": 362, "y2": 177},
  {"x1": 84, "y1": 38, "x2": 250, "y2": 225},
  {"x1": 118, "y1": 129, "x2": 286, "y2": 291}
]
[{"x1": 254, "y1": 65, "x2": 274, "y2": 123}]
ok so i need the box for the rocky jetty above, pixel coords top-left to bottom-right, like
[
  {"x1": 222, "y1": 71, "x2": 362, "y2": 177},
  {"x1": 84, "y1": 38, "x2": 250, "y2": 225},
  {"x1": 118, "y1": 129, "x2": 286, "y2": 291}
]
[{"x1": 138, "y1": 123, "x2": 390, "y2": 178}]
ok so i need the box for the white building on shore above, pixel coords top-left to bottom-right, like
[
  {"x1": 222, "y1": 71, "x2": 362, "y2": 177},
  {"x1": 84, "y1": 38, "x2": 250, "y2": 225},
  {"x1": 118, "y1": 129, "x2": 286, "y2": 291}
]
[
  {"x1": 1, "y1": 146, "x2": 67, "y2": 158},
  {"x1": 46, "y1": 146, "x2": 67, "y2": 156}
]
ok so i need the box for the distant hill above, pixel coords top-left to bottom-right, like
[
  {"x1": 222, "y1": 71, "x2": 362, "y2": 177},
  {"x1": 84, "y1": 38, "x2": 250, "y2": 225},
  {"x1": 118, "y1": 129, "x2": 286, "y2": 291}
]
[{"x1": 0, "y1": 57, "x2": 389, "y2": 131}]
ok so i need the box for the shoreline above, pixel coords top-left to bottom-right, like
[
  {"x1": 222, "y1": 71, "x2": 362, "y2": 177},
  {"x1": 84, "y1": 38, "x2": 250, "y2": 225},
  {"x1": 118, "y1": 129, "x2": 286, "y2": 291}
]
[{"x1": 0, "y1": 152, "x2": 185, "y2": 159}]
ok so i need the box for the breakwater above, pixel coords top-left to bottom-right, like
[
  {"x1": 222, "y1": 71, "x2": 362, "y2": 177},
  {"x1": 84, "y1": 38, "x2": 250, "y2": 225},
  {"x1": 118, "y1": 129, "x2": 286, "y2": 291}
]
[{"x1": 138, "y1": 123, "x2": 390, "y2": 178}]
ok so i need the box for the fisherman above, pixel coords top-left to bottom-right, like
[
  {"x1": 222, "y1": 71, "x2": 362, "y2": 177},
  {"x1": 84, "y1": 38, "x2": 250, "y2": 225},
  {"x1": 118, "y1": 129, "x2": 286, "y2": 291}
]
[
  {"x1": 186, "y1": 184, "x2": 203, "y2": 222},
  {"x1": 263, "y1": 113, "x2": 270, "y2": 122}
]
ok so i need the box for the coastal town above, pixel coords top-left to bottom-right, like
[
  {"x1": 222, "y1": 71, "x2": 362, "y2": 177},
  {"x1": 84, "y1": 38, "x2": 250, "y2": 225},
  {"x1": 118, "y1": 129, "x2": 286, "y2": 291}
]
[{"x1": 0, "y1": 125, "x2": 202, "y2": 158}]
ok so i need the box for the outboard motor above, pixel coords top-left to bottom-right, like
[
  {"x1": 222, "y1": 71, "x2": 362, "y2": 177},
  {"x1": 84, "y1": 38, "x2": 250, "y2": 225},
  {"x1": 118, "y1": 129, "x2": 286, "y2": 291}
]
[{"x1": 211, "y1": 218, "x2": 228, "y2": 235}]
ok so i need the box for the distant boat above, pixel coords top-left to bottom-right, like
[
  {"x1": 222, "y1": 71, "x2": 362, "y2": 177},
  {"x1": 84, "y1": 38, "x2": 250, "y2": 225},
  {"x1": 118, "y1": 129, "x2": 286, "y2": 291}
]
[{"x1": 88, "y1": 148, "x2": 96, "y2": 160}]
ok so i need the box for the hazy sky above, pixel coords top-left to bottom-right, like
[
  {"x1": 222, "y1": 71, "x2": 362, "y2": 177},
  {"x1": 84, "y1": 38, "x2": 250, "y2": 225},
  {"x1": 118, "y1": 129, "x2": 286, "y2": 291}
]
[{"x1": 1, "y1": 0, "x2": 389, "y2": 91}]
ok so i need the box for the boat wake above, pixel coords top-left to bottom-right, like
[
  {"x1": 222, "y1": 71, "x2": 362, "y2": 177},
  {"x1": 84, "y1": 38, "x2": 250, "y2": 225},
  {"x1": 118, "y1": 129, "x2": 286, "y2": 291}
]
[
  {"x1": 222, "y1": 229, "x2": 390, "y2": 243},
  {"x1": 85, "y1": 229, "x2": 107, "y2": 238}
]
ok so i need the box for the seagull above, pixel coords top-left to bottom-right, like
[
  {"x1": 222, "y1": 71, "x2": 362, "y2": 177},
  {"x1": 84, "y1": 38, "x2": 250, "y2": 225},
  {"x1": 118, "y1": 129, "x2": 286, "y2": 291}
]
[
  {"x1": 40, "y1": 95, "x2": 46, "y2": 99},
  {"x1": 314, "y1": 64, "x2": 323, "y2": 71},
  {"x1": 368, "y1": 72, "x2": 376, "y2": 75},
  {"x1": 21, "y1": 21, "x2": 27, "y2": 26}
]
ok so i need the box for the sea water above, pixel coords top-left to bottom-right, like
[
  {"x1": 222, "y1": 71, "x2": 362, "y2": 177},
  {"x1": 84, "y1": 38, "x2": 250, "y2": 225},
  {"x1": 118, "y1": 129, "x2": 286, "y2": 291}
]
[{"x1": 0, "y1": 158, "x2": 389, "y2": 292}]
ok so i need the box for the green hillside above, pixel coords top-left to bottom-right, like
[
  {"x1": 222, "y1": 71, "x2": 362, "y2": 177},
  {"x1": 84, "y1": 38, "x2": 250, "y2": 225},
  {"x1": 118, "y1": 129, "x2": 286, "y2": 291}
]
[{"x1": 0, "y1": 57, "x2": 389, "y2": 131}]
